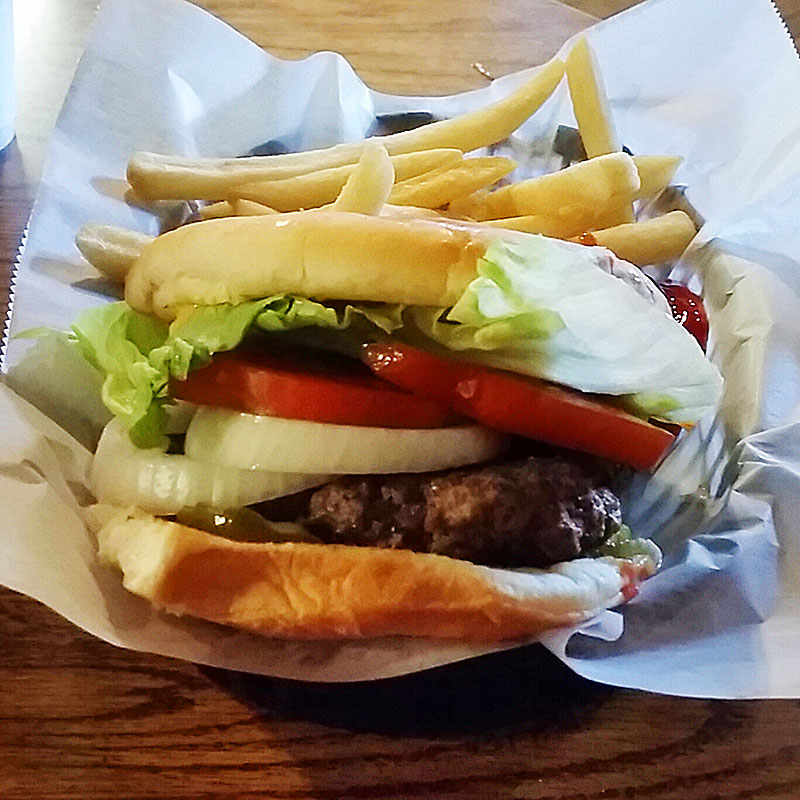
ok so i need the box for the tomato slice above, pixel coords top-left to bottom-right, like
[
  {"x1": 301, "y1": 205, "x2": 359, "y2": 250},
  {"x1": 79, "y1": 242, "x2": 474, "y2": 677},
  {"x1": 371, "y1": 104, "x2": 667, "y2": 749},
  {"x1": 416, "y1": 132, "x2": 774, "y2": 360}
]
[
  {"x1": 170, "y1": 345, "x2": 458, "y2": 428},
  {"x1": 363, "y1": 342, "x2": 675, "y2": 471}
]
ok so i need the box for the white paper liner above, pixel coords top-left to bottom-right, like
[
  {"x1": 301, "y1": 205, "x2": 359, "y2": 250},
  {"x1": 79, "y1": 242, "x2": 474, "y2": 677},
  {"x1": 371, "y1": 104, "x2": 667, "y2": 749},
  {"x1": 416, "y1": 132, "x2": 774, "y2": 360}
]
[{"x1": 1, "y1": 0, "x2": 799, "y2": 695}]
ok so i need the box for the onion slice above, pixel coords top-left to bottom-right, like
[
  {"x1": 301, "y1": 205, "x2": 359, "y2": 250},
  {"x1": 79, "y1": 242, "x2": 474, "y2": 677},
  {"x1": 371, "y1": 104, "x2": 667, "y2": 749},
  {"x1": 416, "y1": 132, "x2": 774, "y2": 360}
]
[
  {"x1": 90, "y1": 420, "x2": 328, "y2": 515},
  {"x1": 185, "y1": 408, "x2": 507, "y2": 474}
]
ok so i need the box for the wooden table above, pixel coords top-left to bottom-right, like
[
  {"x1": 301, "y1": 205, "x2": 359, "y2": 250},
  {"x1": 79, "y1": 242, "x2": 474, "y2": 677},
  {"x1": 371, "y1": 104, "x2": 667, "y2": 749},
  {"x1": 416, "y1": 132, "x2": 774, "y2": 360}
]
[{"x1": 2, "y1": 1, "x2": 800, "y2": 797}]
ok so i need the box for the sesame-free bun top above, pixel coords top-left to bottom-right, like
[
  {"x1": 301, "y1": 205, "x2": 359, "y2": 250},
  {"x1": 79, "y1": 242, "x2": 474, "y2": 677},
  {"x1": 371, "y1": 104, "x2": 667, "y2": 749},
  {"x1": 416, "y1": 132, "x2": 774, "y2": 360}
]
[{"x1": 125, "y1": 211, "x2": 491, "y2": 320}]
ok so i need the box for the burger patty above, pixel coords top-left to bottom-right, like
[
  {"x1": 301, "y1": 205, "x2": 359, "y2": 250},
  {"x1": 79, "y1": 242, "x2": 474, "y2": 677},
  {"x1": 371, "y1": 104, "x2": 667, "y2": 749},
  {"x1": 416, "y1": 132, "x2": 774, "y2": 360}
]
[{"x1": 306, "y1": 455, "x2": 624, "y2": 568}]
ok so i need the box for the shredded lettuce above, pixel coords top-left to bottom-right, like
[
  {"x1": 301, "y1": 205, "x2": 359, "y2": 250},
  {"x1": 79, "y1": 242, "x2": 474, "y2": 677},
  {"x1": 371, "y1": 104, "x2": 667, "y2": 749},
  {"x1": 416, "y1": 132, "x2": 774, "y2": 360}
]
[
  {"x1": 65, "y1": 296, "x2": 403, "y2": 447},
  {"x1": 410, "y1": 236, "x2": 723, "y2": 423}
]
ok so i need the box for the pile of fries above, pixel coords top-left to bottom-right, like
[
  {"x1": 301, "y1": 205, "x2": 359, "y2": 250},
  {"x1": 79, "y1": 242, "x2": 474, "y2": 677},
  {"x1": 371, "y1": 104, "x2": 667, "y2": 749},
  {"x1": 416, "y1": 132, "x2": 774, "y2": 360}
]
[{"x1": 78, "y1": 38, "x2": 697, "y2": 281}]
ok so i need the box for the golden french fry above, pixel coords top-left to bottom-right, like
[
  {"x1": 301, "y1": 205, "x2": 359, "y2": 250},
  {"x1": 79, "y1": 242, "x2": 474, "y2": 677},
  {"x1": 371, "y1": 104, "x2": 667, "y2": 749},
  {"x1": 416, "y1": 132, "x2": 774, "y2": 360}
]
[
  {"x1": 198, "y1": 199, "x2": 279, "y2": 219},
  {"x1": 379, "y1": 204, "x2": 450, "y2": 221},
  {"x1": 565, "y1": 39, "x2": 639, "y2": 223},
  {"x1": 126, "y1": 57, "x2": 564, "y2": 200},
  {"x1": 231, "y1": 149, "x2": 461, "y2": 211},
  {"x1": 575, "y1": 211, "x2": 697, "y2": 266},
  {"x1": 380, "y1": 56, "x2": 564, "y2": 153},
  {"x1": 389, "y1": 157, "x2": 516, "y2": 208},
  {"x1": 633, "y1": 155, "x2": 683, "y2": 200},
  {"x1": 566, "y1": 36, "x2": 619, "y2": 158},
  {"x1": 331, "y1": 142, "x2": 394, "y2": 214},
  {"x1": 198, "y1": 201, "x2": 236, "y2": 220},
  {"x1": 480, "y1": 214, "x2": 572, "y2": 238},
  {"x1": 232, "y1": 199, "x2": 280, "y2": 216},
  {"x1": 462, "y1": 152, "x2": 640, "y2": 235},
  {"x1": 446, "y1": 189, "x2": 491, "y2": 219},
  {"x1": 123, "y1": 188, "x2": 188, "y2": 216},
  {"x1": 76, "y1": 223, "x2": 153, "y2": 282}
]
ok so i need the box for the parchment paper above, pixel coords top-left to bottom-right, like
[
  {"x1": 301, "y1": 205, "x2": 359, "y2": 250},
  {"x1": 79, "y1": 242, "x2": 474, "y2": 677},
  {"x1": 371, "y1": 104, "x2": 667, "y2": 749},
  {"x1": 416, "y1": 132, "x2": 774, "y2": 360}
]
[{"x1": 2, "y1": 0, "x2": 799, "y2": 696}]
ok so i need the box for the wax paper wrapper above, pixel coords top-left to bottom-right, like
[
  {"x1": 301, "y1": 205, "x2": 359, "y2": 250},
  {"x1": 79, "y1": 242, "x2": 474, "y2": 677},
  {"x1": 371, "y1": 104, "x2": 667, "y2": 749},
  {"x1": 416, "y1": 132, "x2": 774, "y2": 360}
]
[{"x1": 2, "y1": 0, "x2": 799, "y2": 696}]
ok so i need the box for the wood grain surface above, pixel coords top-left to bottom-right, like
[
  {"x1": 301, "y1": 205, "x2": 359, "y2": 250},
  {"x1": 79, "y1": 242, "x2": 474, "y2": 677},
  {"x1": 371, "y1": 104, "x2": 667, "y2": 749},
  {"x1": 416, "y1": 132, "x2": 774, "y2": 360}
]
[{"x1": 2, "y1": 1, "x2": 800, "y2": 798}]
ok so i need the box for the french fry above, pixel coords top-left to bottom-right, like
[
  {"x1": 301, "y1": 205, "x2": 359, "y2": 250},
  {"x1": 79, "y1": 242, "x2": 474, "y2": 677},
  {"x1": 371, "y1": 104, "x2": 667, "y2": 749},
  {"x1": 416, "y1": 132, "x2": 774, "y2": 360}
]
[
  {"x1": 232, "y1": 199, "x2": 280, "y2": 216},
  {"x1": 126, "y1": 57, "x2": 565, "y2": 200},
  {"x1": 379, "y1": 204, "x2": 448, "y2": 221},
  {"x1": 331, "y1": 143, "x2": 394, "y2": 215},
  {"x1": 574, "y1": 210, "x2": 697, "y2": 266},
  {"x1": 198, "y1": 199, "x2": 279, "y2": 220},
  {"x1": 633, "y1": 155, "x2": 683, "y2": 200},
  {"x1": 459, "y1": 152, "x2": 640, "y2": 235},
  {"x1": 229, "y1": 148, "x2": 460, "y2": 210},
  {"x1": 565, "y1": 36, "x2": 619, "y2": 158},
  {"x1": 389, "y1": 156, "x2": 516, "y2": 208},
  {"x1": 480, "y1": 214, "x2": 571, "y2": 238},
  {"x1": 446, "y1": 189, "x2": 490, "y2": 219},
  {"x1": 198, "y1": 201, "x2": 236, "y2": 220},
  {"x1": 378, "y1": 56, "x2": 564, "y2": 154},
  {"x1": 76, "y1": 224, "x2": 153, "y2": 282},
  {"x1": 123, "y1": 188, "x2": 188, "y2": 217}
]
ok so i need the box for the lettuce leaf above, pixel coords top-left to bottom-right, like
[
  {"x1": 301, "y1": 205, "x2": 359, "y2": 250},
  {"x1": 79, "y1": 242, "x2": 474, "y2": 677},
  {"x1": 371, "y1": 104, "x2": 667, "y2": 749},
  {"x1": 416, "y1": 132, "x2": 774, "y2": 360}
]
[
  {"x1": 71, "y1": 303, "x2": 170, "y2": 447},
  {"x1": 410, "y1": 236, "x2": 723, "y2": 423},
  {"x1": 67, "y1": 296, "x2": 403, "y2": 447}
]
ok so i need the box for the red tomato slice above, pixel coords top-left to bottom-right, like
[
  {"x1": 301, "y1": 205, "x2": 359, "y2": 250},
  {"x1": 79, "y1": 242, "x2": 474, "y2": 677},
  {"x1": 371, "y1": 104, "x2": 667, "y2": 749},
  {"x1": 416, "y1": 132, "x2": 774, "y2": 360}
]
[
  {"x1": 363, "y1": 342, "x2": 675, "y2": 471},
  {"x1": 170, "y1": 345, "x2": 458, "y2": 429}
]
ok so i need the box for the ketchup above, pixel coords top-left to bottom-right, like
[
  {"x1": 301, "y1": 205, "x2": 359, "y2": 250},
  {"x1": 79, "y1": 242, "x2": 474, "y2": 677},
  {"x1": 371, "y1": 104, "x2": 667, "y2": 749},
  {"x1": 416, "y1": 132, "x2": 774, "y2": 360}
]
[{"x1": 658, "y1": 282, "x2": 709, "y2": 350}]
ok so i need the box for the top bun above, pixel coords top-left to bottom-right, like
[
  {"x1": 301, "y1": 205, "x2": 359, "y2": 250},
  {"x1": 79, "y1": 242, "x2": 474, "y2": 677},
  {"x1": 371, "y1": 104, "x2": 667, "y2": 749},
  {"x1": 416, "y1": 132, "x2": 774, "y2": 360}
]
[{"x1": 125, "y1": 212, "x2": 492, "y2": 320}]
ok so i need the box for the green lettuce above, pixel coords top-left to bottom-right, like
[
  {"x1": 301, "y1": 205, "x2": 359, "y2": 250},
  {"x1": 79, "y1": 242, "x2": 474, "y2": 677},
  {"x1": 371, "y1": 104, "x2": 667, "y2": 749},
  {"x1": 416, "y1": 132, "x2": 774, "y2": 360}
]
[
  {"x1": 67, "y1": 296, "x2": 403, "y2": 447},
  {"x1": 72, "y1": 303, "x2": 170, "y2": 447},
  {"x1": 410, "y1": 236, "x2": 723, "y2": 423}
]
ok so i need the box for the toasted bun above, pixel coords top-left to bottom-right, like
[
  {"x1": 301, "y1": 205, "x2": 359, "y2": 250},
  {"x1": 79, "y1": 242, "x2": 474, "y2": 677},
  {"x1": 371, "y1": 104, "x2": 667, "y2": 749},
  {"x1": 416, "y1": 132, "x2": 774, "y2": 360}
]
[
  {"x1": 125, "y1": 212, "x2": 489, "y2": 320},
  {"x1": 91, "y1": 505, "x2": 654, "y2": 641}
]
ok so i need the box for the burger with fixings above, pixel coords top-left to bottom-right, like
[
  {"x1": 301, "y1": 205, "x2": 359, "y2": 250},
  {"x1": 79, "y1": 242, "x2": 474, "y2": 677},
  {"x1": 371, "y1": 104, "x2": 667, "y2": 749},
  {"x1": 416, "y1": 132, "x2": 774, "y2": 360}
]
[{"x1": 67, "y1": 203, "x2": 721, "y2": 641}]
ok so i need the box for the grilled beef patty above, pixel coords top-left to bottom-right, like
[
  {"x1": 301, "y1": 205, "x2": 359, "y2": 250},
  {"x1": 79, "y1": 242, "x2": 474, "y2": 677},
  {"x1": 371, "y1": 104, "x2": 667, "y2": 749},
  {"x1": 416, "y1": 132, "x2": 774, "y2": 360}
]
[{"x1": 306, "y1": 456, "x2": 623, "y2": 568}]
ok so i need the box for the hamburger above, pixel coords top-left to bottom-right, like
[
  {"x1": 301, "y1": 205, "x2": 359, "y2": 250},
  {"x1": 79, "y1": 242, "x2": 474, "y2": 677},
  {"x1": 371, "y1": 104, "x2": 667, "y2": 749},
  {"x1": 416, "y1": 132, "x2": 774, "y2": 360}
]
[{"x1": 69, "y1": 207, "x2": 721, "y2": 641}]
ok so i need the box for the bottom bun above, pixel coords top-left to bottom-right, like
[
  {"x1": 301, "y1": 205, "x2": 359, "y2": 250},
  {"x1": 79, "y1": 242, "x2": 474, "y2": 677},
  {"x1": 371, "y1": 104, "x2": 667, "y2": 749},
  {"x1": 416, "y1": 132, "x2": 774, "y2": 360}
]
[{"x1": 89, "y1": 505, "x2": 654, "y2": 641}]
